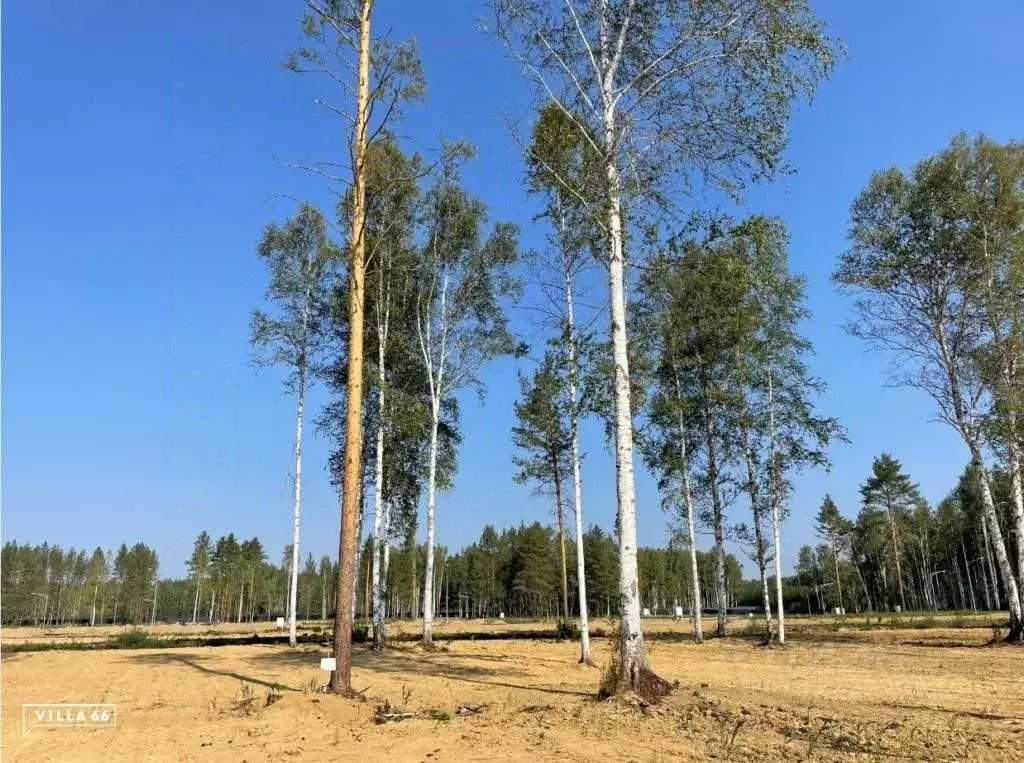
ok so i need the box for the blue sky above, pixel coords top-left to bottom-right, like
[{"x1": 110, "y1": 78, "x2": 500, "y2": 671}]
[{"x1": 4, "y1": 1, "x2": 1022, "y2": 578}]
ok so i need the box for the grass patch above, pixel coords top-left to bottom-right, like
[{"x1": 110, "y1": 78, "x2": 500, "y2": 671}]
[
  {"x1": 555, "y1": 620, "x2": 580, "y2": 641},
  {"x1": 112, "y1": 629, "x2": 165, "y2": 649}
]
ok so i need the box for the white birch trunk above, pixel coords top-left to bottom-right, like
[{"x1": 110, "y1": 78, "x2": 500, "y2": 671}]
[
  {"x1": 559, "y1": 199, "x2": 592, "y2": 662},
  {"x1": 983, "y1": 232, "x2": 1024, "y2": 610},
  {"x1": 382, "y1": 505, "x2": 392, "y2": 618},
  {"x1": 1006, "y1": 426, "x2": 1024, "y2": 608},
  {"x1": 192, "y1": 575, "x2": 201, "y2": 625},
  {"x1": 700, "y1": 378, "x2": 728, "y2": 638},
  {"x1": 371, "y1": 282, "x2": 390, "y2": 648},
  {"x1": 972, "y1": 449, "x2": 1023, "y2": 636},
  {"x1": 237, "y1": 578, "x2": 245, "y2": 623},
  {"x1": 739, "y1": 380, "x2": 773, "y2": 642},
  {"x1": 422, "y1": 399, "x2": 441, "y2": 645},
  {"x1": 962, "y1": 541, "x2": 978, "y2": 613},
  {"x1": 371, "y1": 405, "x2": 385, "y2": 647},
  {"x1": 418, "y1": 265, "x2": 448, "y2": 647},
  {"x1": 288, "y1": 360, "x2": 305, "y2": 648},
  {"x1": 352, "y1": 506, "x2": 364, "y2": 621},
  {"x1": 676, "y1": 404, "x2": 703, "y2": 643},
  {"x1": 767, "y1": 367, "x2": 786, "y2": 644},
  {"x1": 604, "y1": 136, "x2": 645, "y2": 683},
  {"x1": 982, "y1": 517, "x2": 1000, "y2": 610}
]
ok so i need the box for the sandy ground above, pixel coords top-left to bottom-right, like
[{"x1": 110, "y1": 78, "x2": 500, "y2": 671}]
[{"x1": 3, "y1": 621, "x2": 1021, "y2": 762}]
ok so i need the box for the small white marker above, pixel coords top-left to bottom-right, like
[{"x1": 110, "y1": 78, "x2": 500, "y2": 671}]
[
  {"x1": 320, "y1": 657, "x2": 337, "y2": 671},
  {"x1": 275, "y1": 617, "x2": 285, "y2": 629}
]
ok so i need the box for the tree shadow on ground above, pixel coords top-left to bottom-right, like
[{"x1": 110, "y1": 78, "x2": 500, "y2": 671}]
[
  {"x1": 126, "y1": 651, "x2": 302, "y2": 691},
  {"x1": 251, "y1": 645, "x2": 593, "y2": 698},
  {"x1": 880, "y1": 700, "x2": 1022, "y2": 723}
]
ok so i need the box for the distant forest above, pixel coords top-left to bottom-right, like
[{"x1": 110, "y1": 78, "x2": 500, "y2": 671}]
[{"x1": 3, "y1": 459, "x2": 1015, "y2": 627}]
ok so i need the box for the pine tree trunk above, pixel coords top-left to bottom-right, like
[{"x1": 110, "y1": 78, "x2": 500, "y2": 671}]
[
  {"x1": 422, "y1": 402, "x2": 440, "y2": 646},
  {"x1": 289, "y1": 363, "x2": 305, "y2": 648},
  {"x1": 329, "y1": 0, "x2": 372, "y2": 696}
]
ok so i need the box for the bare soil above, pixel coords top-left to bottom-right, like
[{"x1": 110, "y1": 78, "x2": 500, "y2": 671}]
[{"x1": 3, "y1": 619, "x2": 1020, "y2": 761}]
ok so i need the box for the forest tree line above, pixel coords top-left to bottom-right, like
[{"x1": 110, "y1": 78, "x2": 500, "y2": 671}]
[{"x1": 7, "y1": 449, "x2": 1017, "y2": 626}]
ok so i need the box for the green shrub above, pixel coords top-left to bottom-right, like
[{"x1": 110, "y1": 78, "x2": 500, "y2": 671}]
[
  {"x1": 556, "y1": 621, "x2": 579, "y2": 640},
  {"x1": 111, "y1": 629, "x2": 163, "y2": 649}
]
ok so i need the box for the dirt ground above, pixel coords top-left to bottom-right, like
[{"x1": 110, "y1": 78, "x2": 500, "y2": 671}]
[{"x1": 3, "y1": 619, "x2": 1021, "y2": 761}]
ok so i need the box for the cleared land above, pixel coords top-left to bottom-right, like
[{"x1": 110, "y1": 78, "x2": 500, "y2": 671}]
[{"x1": 3, "y1": 616, "x2": 1021, "y2": 761}]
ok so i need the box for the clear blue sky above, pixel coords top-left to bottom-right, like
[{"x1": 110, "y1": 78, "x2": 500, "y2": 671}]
[{"x1": 4, "y1": 1, "x2": 1022, "y2": 578}]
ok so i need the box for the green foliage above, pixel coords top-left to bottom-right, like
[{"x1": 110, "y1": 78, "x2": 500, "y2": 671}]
[
  {"x1": 250, "y1": 203, "x2": 338, "y2": 391},
  {"x1": 512, "y1": 352, "x2": 571, "y2": 493},
  {"x1": 112, "y1": 629, "x2": 164, "y2": 649},
  {"x1": 555, "y1": 620, "x2": 579, "y2": 640}
]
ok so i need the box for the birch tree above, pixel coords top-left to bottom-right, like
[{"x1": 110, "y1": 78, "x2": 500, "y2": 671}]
[
  {"x1": 737, "y1": 216, "x2": 843, "y2": 644},
  {"x1": 489, "y1": 0, "x2": 837, "y2": 691},
  {"x1": 940, "y1": 135, "x2": 1024, "y2": 605},
  {"x1": 636, "y1": 259, "x2": 707, "y2": 643},
  {"x1": 524, "y1": 102, "x2": 602, "y2": 662},
  {"x1": 415, "y1": 150, "x2": 522, "y2": 646},
  {"x1": 360, "y1": 139, "x2": 429, "y2": 649},
  {"x1": 251, "y1": 203, "x2": 337, "y2": 647},
  {"x1": 836, "y1": 138, "x2": 1024, "y2": 638},
  {"x1": 639, "y1": 233, "x2": 747, "y2": 639}
]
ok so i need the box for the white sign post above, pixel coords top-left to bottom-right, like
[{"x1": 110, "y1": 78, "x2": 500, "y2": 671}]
[
  {"x1": 320, "y1": 657, "x2": 337, "y2": 672},
  {"x1": 275, "y1": 617, "x2": 285, "y2": 629}
]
